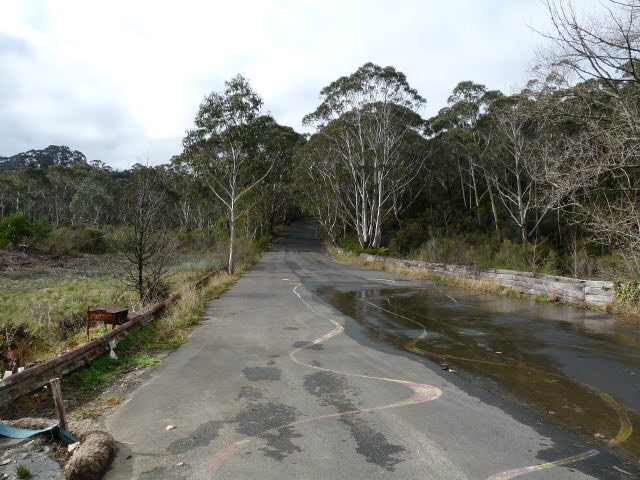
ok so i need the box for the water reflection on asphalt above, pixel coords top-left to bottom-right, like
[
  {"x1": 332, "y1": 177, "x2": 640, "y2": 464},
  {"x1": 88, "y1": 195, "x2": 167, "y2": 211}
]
[{"x1": 316, "y1": 284, "x2": 640, "y2": 462}]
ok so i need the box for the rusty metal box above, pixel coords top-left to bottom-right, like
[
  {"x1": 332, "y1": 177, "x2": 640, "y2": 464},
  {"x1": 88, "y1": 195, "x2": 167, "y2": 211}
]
[
  {"x1": 88, "y1": 306, "x2": 129, "y2": 325},
  {"x1": 86, "y1": 306, "x2": 129, "y2": 340}
]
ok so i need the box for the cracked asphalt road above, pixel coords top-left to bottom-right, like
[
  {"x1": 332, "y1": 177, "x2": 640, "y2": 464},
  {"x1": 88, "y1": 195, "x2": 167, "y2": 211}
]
[{"x1": 103, "y1": 221, "x2": 635, "y2": 479}]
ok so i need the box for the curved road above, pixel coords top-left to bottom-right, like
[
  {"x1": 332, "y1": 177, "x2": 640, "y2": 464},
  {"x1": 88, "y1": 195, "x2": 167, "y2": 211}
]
[{"x1": 104, "y1": 222, "x2": 635, "y2": 479}]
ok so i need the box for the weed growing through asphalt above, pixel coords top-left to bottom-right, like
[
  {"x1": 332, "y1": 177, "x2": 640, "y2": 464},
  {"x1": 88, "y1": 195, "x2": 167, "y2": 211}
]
[{"x1": 16, "y1": 465, "x2": 31, "y2": 479}]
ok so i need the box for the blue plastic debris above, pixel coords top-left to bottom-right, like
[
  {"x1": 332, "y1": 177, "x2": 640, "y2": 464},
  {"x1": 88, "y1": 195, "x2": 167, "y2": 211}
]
[{"x1": 0, "y1": 423, "x2": 78, "y2": 445}]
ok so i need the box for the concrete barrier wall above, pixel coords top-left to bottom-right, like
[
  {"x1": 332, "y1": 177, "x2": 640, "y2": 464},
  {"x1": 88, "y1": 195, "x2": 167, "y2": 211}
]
[{"x1": 335, "y1": 248, "x2": 615, "y2": 307}]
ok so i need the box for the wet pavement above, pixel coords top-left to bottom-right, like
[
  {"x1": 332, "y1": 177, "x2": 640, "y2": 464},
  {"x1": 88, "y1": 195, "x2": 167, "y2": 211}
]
[
  {"x1": 0, "y1": 436, "x2": 63, "y2": 480},
  {"x1": 103, "y1": 221, "x2": 640, "y2": 479},
  {"x1": 317, "y1": 285, "x2": 640, "y2": 464}
]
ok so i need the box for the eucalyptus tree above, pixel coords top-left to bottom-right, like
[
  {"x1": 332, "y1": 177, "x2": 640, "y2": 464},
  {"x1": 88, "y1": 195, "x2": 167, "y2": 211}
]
[
  {"x1": 69, "y1": 167, "x2": 116, "y2": 227},
  {"x1": 482, "y1": 95, "x2": 553, "y2": 243},
  {"x1": 181, "y1": 75, "x2": 275, "y2": 273},
  {"x1": 251, "y1": 119, "x2": 305, "y2": 233},
  {"x1": 427, "y1": 82, "x2": 502, "y2": 231},
  {"x1": 294, "y1": 129, "x2": 348, "y2": 244},
  {"x1": 47, "y1": 165, "x2": 78, "y2": 227},
  {"x1": 302, "y1": 63, "x2": 427, "y2": 248}
]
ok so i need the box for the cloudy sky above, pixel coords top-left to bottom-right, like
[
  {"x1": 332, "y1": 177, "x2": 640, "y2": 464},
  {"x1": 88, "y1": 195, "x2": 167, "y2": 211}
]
[{"x1": 0, "y1": 0, "x2": 601, "y2": 169}]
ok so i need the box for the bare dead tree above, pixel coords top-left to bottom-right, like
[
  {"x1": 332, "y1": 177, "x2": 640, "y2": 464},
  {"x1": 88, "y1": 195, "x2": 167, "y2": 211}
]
[
  {"x1": 529, "y1": 1, "x2": 640, "y2": 273},
  {"x1": 111, "y1": 167, "x2": 176, "y2": 303}
]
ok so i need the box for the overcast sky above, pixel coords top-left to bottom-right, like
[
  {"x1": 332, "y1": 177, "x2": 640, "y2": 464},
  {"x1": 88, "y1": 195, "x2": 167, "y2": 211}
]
[{"x1": 0, "y1": 0, "x2": 602, "y2": 169}]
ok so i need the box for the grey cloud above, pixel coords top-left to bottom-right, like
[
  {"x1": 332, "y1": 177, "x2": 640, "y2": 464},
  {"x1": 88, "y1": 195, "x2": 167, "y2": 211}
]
[
  {"x1": 0, "y1": 0, "x2": 605, "y2": 169},
  {"x1": 0, "y1": 32, "x2": 34, "y2": 57}
]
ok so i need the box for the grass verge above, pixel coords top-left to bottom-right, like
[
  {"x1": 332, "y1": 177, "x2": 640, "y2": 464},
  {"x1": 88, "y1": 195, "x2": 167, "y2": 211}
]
[{"x1": 2, "y1": 241, "x2": 269, "y2": 420}]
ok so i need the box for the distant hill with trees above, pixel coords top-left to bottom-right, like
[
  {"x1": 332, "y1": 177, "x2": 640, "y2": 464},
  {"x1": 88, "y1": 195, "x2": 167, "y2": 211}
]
[{"x1": 0, "y1": 145, "x2": 87, "y2": 172}]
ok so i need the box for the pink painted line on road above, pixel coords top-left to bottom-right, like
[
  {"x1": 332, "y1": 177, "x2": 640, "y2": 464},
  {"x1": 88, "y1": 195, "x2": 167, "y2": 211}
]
[
  {"x1": 207, "y1": 442, "x2": 243, "y2": 472},
  {"x1": 487, "y1": 449, "x2": 599, "y2": 479}
]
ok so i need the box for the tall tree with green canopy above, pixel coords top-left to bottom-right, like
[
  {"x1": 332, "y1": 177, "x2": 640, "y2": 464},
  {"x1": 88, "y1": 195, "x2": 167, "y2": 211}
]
[
  {"x1": 428, "y1": 81, "x2": 503, "y2": 231},
  {"x1": 181, "y1": 75, "x2": 274, "y2": 273},
  {"x1": 302, "y1": 63, "x2": 428, "y2": 248}
]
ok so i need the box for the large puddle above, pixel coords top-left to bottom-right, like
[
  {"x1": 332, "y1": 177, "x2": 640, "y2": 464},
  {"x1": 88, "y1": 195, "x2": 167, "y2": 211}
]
[{"x1": 316, "y1": 284, "x2": 640, "y2": 461}]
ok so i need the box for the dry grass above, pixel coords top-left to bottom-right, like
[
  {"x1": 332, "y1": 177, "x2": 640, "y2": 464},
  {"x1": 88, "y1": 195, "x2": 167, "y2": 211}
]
[
  {"x1": 0, "y1": 251, "x2": 225, "y2": 369},
  {"x1": 2, "y1": 244, "x2": 266, "y2": 420},
  {"x1": 70, "y1": 395, "x2": 125, "y2": 420},
  {"x1": 152, "y1": 269, "x2": 241, "y2": 348}
]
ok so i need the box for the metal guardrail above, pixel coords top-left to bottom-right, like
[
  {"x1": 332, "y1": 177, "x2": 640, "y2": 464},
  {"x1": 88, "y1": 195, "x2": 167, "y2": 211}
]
[{"x1": 0, "y1": 265, "x2": 228, "y2": 407}]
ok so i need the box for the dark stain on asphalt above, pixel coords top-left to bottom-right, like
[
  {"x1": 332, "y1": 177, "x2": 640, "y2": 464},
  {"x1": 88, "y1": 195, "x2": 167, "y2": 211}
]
[
  {"x1": 233, "y1": 402, "x2": 303, "y2": 461},
  {"x1": 237, "y1": 386, "x2": 265, "y2": 401},
  {"x1": 166, "y1": 421, "x2": 225, "y2": 455},
  {"x1": 303, "y1": 371, "x2": 405, "y2": 470},
  {"x1": 292, "y1": 341, "x2": 324, "y2": 350},
  {"x1": 242, "y1": 367, "x2": 282, "y2": 381}
]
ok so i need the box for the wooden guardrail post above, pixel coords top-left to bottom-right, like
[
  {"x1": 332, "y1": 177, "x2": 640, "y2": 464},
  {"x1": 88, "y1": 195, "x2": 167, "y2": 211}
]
[{"x1": 49, "y1": 377, "x2": 67, "y2": 430}]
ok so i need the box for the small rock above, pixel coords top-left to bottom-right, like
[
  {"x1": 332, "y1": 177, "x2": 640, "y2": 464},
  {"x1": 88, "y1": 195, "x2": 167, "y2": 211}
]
[
  {"x1": 594, "y1": 432, "x2": 606, "y2": 439},
  {"x1": 0, "y1": 459, "x2": 10, "y2": 466},
  {"x1": 165, "y1": 425, "x2": 176, "y2": 431},
  {"x1": 440, "y1": 363, "x2": 449, "y2": 371},
  {"x1": 175, "y1": 462, "x2": 184, "y2": 467},
  {"x1": 67, "y1": 442, "x2": 80, "y2": 453}
]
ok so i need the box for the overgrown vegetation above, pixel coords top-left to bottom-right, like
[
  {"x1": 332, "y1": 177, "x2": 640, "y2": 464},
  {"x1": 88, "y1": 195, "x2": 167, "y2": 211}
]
[
  {"x1": 297, "y1": 1, "x2": 640, "y2": 284},
  {"x1": 339, "y1": 231, "x2": 623, "y2": 280},
  {"x1": 2, "y1": 239, "x2": 268, "y2": 419},
  {"x1": 0, "y1": 235, "x2": 264, "y2": 372},
  {"x1": 615, "y1": 281, "x2": 640, "y2": 307}
]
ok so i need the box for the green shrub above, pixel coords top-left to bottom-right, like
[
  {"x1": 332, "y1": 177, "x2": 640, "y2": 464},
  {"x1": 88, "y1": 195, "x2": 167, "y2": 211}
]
[
  {"x1": 615, "y1": 281, "x2": 640, "y2": 305},
  {"x1": 0, "y1": 212, "x2": 33, "y2": 248},
  {"x1": 38, "y1": 226, "x2": 110, "y2": 255},
  {"x1": 254, "y1": 235, "x2": 273, "y2": 253},
  {"x1": 31, "y1": 217, "x2": 52, "y2": 242},
  {"x1": 490, "y1": 240, "x2": 529, "y2": 271},
  {"x1": 413, "y1": 236, "x2": 477, "y2": 265},
  {"x1": 77, "y1": 227, "x2": 109, "y2": 253},
  {"x1": 177, "y1": 227, "x2": 226, "y2": 251},
  {"x1": 387, "y1": 222, "x2": 427, "y2": 254},
  {"x1": 339, "y1": 236, "x2": 365, "y2": 255}
]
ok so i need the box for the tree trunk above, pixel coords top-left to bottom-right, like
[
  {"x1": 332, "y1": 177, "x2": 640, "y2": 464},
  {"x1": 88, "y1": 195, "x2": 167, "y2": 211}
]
[
  {"x1": 487, "y1": 182, "x2": 501, "y2": 242},
  {"x1": 138, "y1": 253, "x2": 144, "y2": 301},
  {"x1": 228, "y1": 200, "x2": 236, "y2": 274}
]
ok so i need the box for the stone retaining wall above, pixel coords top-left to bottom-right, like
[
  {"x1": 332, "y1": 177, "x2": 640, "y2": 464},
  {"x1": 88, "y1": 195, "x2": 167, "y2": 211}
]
[{"x1": 335, "y1": 248, "x2": 615, "y2": 307}]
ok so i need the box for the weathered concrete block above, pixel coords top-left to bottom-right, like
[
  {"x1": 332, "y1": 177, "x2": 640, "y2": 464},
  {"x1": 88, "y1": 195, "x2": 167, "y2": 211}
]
[{"x1": 346, "y1": 251, "x2": 618, "y2": 307}]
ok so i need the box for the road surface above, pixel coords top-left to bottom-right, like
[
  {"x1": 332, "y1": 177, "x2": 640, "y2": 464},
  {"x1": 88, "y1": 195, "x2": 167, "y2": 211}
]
[{"x1": 103, "y1": 222, "x2": 638, "y2": 479}]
